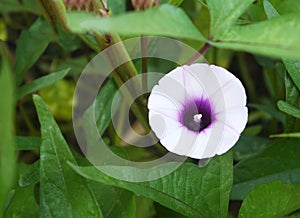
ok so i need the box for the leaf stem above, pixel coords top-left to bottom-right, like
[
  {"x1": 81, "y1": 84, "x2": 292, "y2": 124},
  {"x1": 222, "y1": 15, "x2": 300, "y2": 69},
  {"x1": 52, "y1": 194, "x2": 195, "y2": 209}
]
[
  {"x1": 141, "y1": 36, "x2": 148, "y2": 90},
  {"x1": 185, "y1": 42, "x2": 211, "y2": 65}
]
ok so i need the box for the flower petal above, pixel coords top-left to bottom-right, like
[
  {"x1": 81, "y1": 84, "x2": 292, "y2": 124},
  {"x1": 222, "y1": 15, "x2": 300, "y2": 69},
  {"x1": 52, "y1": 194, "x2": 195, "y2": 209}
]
[
  {"x1": 148, "y1": 88, "x2": 181, "y2": 120},
  {"x1": 188, "y1": 129, "x2": 211, "y2": 158},
  {"x1": 182, "y1": 63, "x2": 225, "y2": 96},
  {"x1": 149, "y1": 110, "x2": 181, "y2": 140},
  {"x1": 160, "y1": 127, "x2": 198, "y2": 155},
  {"x1": 210, "y1": 65, "x2": 236, "y2": 87},
  {"x1": 156, "y1": 68, "x2": 187, "y2": 105},
  {"x1": 210, "y1": 77, "x2": 247, "y2": 113},
  {"x1": 215, "y1": 107, "x2": 248, "y2": 133}
]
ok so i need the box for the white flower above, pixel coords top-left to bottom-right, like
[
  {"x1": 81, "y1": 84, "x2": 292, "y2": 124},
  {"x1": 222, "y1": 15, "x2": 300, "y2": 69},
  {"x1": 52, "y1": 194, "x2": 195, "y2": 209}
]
[{"x1": 148, "y1": 63, "x2": 248, "y2": 159}]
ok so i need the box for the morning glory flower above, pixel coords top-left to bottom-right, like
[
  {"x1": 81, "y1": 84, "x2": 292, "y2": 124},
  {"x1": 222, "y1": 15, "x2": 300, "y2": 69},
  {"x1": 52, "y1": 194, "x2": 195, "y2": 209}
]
[{"x1": 148, "y1": 63, "x2": 248, "y2": 159}]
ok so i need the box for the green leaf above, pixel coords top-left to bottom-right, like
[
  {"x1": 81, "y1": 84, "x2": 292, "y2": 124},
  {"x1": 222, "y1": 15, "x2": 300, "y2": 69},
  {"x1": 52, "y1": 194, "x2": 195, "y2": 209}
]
[
  {"x1": 283, "y1": 68, "x2": 300, "y2": 132},
  {"x1": 4, "y1": 164, "x2": 39, "y2": 218},
  {"x1": 231, "y1": 139, "x2": 300, "y2": 200},
  {"x1": 66, "y1": 4, "x2": 205, "y2": 41},
  {"x1": 95, "y1": 79, "x2": 120, "y2": 135},
  {"x1": 15, "y1": 136, "x2": 40, "y2": 150},
  {"x1": 15, "y1": 17, "x2": 56, "y2": 85},
  {"x1": 277, "y1": 100, "x2": 300, "y2": 119},
  {"x1": 284, "y1": 60, "x2": 300, "y2": 92},
  {"x1": 16, "y1": 68, "x2": 69, "y2": 99},
  {"x1": 89, "y1": 181, "x2": 136, "y2": 218},
  {"x1": 0, "y1": 44, "x2": 15, "y2": 216},
  {"x1": 238, "y1": 181, "x2": 300, "y2": 217},
  {"x1": 206, "y1": 0, "x2": 254, "y2": 39},
  {"x1": 33, "y1": 95, "x2": 103, "y2": 217},
  {"x1": 69, "y1": 151, "x2": 233, "y2": 218},
  {"x1": 211, "y1": 13, "x2": 300, "y2": 59},
  {"x1": 264, "y1": 0, "x2": 300, "y2": 90},
  {"x1": 263, "y1": 0, "x2": 300, "y2": 132},
  {"x1": 19, "y1": 161, "x2": 39, "y2": 187}
]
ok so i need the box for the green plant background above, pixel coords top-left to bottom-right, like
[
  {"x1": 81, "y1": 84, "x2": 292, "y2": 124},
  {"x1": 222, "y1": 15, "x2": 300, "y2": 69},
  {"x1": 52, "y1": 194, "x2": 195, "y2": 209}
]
[{"x1": 1, "y1": 0, "x2": 300, "y2": 217}]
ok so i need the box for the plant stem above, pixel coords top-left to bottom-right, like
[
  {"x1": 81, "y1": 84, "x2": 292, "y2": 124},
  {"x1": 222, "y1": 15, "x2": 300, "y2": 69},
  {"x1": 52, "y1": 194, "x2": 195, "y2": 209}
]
[
  {"x1": 185, "y1": 42, "x2": 211, "y2": 65},
  {"x1": 141, "y1": 36, "x2": 148, "y2": 91}
]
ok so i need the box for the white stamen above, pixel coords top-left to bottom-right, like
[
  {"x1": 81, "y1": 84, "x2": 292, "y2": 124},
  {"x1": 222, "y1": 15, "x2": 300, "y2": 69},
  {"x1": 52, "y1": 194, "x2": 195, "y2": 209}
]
[{"x1": 193, "y1": 114, "x2": 202, "y2": 123}]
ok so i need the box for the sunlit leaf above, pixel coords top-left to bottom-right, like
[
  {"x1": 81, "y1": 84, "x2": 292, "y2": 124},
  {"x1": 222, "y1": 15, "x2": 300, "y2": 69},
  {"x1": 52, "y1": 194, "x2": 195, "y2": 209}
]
[
  {"x1": 206, "y1": 0, "x2": 254, "y2": 38},
  {"x1": 66, "y1": 4, "x2": 205, "y2": 41},
  {"x1": 212, "y1": 13, "x2": 300, "y2": 59}
]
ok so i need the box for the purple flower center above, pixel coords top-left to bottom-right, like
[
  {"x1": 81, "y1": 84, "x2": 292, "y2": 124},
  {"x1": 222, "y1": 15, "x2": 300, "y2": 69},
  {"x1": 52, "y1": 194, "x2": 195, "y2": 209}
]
[{"x1": 180, "y1": 98, "x2": 213, "y2": 132}]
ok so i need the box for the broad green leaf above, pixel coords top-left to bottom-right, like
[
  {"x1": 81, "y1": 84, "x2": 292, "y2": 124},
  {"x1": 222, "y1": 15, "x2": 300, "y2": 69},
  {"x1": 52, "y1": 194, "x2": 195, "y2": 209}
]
[
  {"x1": 19, "y1": 161, "x2": 39, "y2": 188},
  {"x1": 231, "y1": 139, "x2": 300, "y2": 200},
  {"x1": 211, "y1": 13, "x2": 300, "y2": 59},
  {"x1": 15, "y1": 18, "x2": 56, "y2": 85},
  {"x1": 16, "y1": 68, "x2": 69, "y2": 99},
  {"x1": 277, "y1": 100, "x2": 300, "y2": 119},
  {"x1": 66, "y1": 4, "x2": 205, "y2": 41},
  {"x1": 15, "y1": 136, "x2": 40, "y2": 150},
  {"x1": 206, "y1": 0, "x2": 254, "y2": 39},
  {"x1": 238, "y1": 181, "x2": 300, "y2": 217},
  {"x1": 4, "y1": 164, "x2": 38, "y2": 218},
  {"x1": 69, "y1": 151, "x2": 233, "y2": 218},
  {"x1": 0, "y1": 0, "x2": 41, "y2": 13},
  {"x1": 70, "y1": 146, "x2": 137, "y2": 218},
  {"x1": 264, "y1": 0, "x2": 300, "y2": 91},
  {"x1": 33, "y1": 95, "x2": 103, "y2": 217},
  {"x1": 0, "y1": 44, "x2": 15, "y2": 216},
  {"x1": 89, "y1": 181, "x2": 136, "y2": 218}
]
